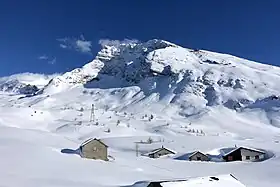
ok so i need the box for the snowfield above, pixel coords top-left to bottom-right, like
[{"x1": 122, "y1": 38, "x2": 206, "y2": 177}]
[{"x1": 1, "y1": 39, "x2": 280, "y2": 187}]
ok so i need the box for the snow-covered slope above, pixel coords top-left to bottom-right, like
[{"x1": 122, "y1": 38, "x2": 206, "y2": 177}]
[
  {"x1": 0, "y1": 73, "x2": 58, "y2": 94},
  {"x1": 1, "y1": 39, "x2": 280, "y2": 187},
  {"x1": 40, "y1": 39, "x2": 280, "y2": 128}
]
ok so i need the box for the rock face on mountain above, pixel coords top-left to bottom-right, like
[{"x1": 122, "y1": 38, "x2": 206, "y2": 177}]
[
  {"x1": 43, "y1": 39, "x2": 178, "y2": 91},
  {"x1": 45, "y1": 39, "x2": 279, "y2": 98}
]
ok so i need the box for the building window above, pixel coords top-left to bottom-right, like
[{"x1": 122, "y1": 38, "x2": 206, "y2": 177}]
[
  {"x1": 93, "y1": 147, "x2": 97, "y2": 151},
  {"x1": 197, "y1": 157, "x2": 201, "y2": 161},
  {"x1": 255, "y1": 155, "x2": 259, "y2": 160},
  {"x1": 228, "y1": 156, "x2": 233, "y2": 161},
  {"x1": 246, "y1": 156, "x2": 250, "y2": 160}
]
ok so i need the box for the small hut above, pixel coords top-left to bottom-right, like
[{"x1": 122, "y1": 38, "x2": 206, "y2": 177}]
[
  {"x1": 189, "y1": 151, "x2": 209, "y2": 161},
  {"x1": 143, "y1": 146, "x2": 175, "y2": 158},
  {"x1": 223, "y1": 146, "x2": 265, "y2": 162},
  {"x1": 79, "y1": 138, "x2": 108, "y2": 161}
]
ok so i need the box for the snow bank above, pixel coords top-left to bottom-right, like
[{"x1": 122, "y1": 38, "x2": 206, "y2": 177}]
[{"x1": 160, "y1": 174, "x2": 246, "y2": 187}]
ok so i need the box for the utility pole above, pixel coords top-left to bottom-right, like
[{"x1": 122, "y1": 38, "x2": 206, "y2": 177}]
[
  {"x1": 90, "y1": 104, "x2": 95, "y2": 122},
  {"x1": 135, "y1": 142, "x2": 139, "y2": 157}
]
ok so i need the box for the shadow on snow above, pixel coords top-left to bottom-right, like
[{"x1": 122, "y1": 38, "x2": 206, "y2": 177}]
[{"x1": 60, "y1": 148, "x2": 81, "y2": 156}]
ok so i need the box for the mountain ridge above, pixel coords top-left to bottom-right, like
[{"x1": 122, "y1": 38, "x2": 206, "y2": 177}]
[{"x1": 2, "y1": 39, "x2": 280, "y2": 127}]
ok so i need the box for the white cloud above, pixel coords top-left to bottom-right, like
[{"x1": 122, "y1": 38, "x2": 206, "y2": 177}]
[
  {"x1": 59, "y1": 44, "x2": 67, "y2": 49},
  {"x1": 48, "y1": 57, "x2": 56, "y2": 65},
  {"x1": 57, "y1": 35, "x2": 92, "y2": 54},
  {"x1": 37, "y1": 55, "x2": 56, "y2": 65},
  {"x1": 38, "y1": 55, "x2": 48, "y2": 60},
  {"x1": 76, "y1": 40, "x2": 92, "y2": 53},
  {"x1": 98, "y1": 38, "x2": 139, "y2": 48}
]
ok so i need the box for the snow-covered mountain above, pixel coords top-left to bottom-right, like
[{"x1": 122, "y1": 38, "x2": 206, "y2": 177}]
[
  {"x1": 0, "y1": 73, "x2": 58, "y2": 95},
  {"x1": 36, "y1": 39, "x2": 280, "y2": 127},
  {"x1": 1, "y1": 39, "x2": 280, "y2": 187}
]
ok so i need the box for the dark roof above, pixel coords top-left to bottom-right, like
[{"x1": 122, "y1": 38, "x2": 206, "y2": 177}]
[
  {"x1": 223, "y1": 146, "x2": 265, "y2": 157},
  {"x1": 80, "y1": 138, "x2": 108, "y2": 148},
  {"x1": 189, "y1": 151, "x2": 209, "y2": 158},
  {"x1": 148, "y1": 179, "x2": 188, "y2": 184}
]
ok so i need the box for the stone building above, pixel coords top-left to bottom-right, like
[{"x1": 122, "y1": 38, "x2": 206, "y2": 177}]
[{"x1": 79, "y1": 138, "x2": 108, "y2": 161}]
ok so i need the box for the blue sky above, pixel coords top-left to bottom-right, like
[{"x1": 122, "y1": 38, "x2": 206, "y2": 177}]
[{"x1": 0, "y1": 0, "x2": 280, "y2": 76}]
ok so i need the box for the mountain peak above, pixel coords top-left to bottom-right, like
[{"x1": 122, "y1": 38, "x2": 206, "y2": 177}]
[
  {"x1": 96, "y1": 39, "x2": 179, "y2": 60},
  {"x1": 42, "y1": 39, "x2": 182, "y2": 93}
]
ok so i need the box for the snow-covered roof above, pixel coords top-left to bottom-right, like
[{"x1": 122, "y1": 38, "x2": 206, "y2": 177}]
[
  {"x1": 80, "y1": 138, "x2": 108, "y2": 148},
  {"x1": 189, "y1": 151, "x2": 209, "y2": 158},
  {"x1": 143, "y1": 146, "x2": 176, "y2": 156},
  {"x1": 152, "y1": 174, "x2": 246, "y2": 187},
  {"x1": 223, "y1": 146, "x2": 265, "y2": 157}
]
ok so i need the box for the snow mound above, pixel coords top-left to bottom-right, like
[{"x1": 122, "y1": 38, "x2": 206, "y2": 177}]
[
  {"x1": 160, "y1": 174, "x2": 246, "y2": 187},
  {"x1": 127, "y1": 174, "x2": 246, "y2": 187}
]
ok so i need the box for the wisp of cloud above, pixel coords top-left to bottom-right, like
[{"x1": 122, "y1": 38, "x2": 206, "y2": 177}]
[
  {"x1": 98, "y1": 38, "x2": 139, "y2": 48},
  {"x1": 57, "y1": 35, "x2": 92, "y2": 54}
]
